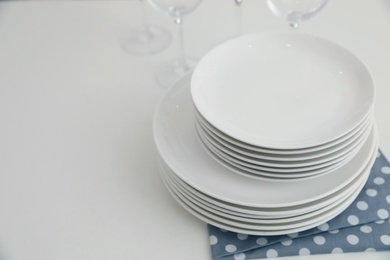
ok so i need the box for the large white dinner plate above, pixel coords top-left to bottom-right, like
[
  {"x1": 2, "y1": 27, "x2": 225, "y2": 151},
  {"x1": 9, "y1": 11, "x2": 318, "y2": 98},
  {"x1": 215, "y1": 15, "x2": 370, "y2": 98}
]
[
  {"x1": 159, "y1": 146, "x2": 375, "y2": 235},
  {"x1": 159, "y1": 130, "x2": 377, "y2": 218},
  {"x1": 160, "y1": 165, "x2": 367, "y2": 232},
  {"x1": 153, "y1": 74, "x2": 378, "y2": 207},
  {"x1": 159, "y1": 151, "x2": 372, "y2": 222},
  {"x1": 160, "y1": 155, "x2": 368, "y2": 218},
  {"x1": 191, "y1": 32, "x2": 375, "y2": 149}
]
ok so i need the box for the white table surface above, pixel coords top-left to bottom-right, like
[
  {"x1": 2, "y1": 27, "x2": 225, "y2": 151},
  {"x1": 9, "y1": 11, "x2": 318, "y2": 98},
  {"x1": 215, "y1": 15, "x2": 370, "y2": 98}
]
[{"x1": 0, "y1": 0, "x2": 389, "y2": 259}]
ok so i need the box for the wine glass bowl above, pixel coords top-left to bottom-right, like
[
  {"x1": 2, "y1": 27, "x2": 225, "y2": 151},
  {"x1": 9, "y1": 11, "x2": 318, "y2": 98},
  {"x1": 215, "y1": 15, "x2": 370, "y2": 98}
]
[{"x1": 267, "y1": 0, "x2": 329, "y2": 28}]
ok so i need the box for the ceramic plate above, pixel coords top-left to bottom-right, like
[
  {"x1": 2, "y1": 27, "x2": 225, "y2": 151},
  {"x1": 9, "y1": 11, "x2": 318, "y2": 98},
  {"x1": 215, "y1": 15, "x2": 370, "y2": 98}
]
[
  {"x1": 159, "y1": 157, "x2": 371, "y2": 235},
  {"x1": 196, "y1": 120, "x2": 372, "y2": 179},
  {"x1": 195, "y1": 108, "x2": 374, "y2": 160},
  {"x1": 153, "y1": 74, "x2": 378, "y2": 207},
  {"x1": 161, "y1": 167, "x2": 366, "y2": 230},
  {"x1": 197, "y1": 129, "x2": 358, "y2": 179},
  {"x1": 191, "y1": 32, "x2": 375, "y2": 149},
  {"x1": 159, "y1": 152, "x2": 372, "y2": 221},
  {"x1": 196, "y1": 118, "x2": 372, "y2": 169}
]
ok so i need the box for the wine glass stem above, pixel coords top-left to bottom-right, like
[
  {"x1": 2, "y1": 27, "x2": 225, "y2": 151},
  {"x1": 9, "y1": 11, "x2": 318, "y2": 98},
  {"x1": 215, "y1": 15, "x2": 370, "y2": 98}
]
[
  {"x1": 174, "y1": 17, "x2": 188, "y2": 68},
  {"x1": 235, "y1": 0, "x2": 243, "y2": 36},
  {"x1": 137, "y1": 0, "x2": 155, "y2": 41},
  {"x1": 140, "y1": 0, "x2": 149, "y2": 25},
  {"x1": 290, "y1": 22, "x2": 300, "y2": 29}
]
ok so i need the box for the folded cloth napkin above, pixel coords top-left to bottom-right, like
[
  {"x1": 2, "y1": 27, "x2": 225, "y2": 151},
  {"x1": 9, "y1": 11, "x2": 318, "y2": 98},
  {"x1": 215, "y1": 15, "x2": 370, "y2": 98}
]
[{"x1": 208, "y1": 149, "x2": 390, "y2": 259}]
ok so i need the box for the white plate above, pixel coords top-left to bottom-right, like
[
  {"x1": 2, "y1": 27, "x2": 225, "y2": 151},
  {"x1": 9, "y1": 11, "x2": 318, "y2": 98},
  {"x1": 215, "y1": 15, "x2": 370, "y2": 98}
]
[
  {"x1": 160, "y1": 151, "x2": 373, "y2": 235},
  {"x1": 159, "y1": 136, "x2": 376, "y2": 218},
  {"x1": 161, "y1": 166, "x2": 367, "y2": 230},
  {"x1": 196, "y1": 120, "x2": 372, "y2": 179},
  {"x1": 159, "y1": 154, "x2": 371, "y2": 222},
  {"x1": 191, "y1": 32, "x2": 375, "y2": 149},
  {"x1": 195, "y1": 107, "x2": 373, "y2": 155},
  {"x1": 196, "y1": 117, "x2": 372, "y2": 169},
  {"x1": 195, "y1": 108, "x2": 374, "y2": 160},
  {"x1": 153, "y1": 74, "x2": 378, "y2": 207},
  {"x1": 197, "y1": 129, "x2": 358, "y2": 179}
]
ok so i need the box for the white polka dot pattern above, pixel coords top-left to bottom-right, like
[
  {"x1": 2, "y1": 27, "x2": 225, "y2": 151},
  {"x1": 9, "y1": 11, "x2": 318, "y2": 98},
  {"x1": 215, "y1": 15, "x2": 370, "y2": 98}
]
[
  {"x1": 381, "y1": 166, "x2": 390, "y2": 174},
  {"x1": 313, "y1": 236, "x2": 326, "y2": 245},
  {"x1": 347, "y1": 235, "x2": 359, "y2": 245},
  {"x1": 375, "y1": 219, "x2": 385, "y2": 224},
  {"x1": 299, "y1": 248, "x2": 310, "y2": 255},
  {"x1": 209, "y1": 235, "x2": 218, "y2": 245},
  {"x1": 374, "y1": 177, "x2": 385, "y2": 185},
  {"x1": 317, "y1": 223, "x2": 329, "y2": 231},
  {"x1": 256, "y1": 237, "x2": 267, "y2": 246},
  {"x1": 347, "y1": 215, "x2": 359, "y2": 225},
  {"x1": 281, "y1": 239, "x2": 292, "y2": 246},
  {"x1": 237, "y1": 234, "x2": 248, "y2": 241},
  {"x1": 234, "y1": 253, "x2": 245, "y2": 260},
  {"x1": 377, "y1": 209, "x2": 389, "y2": 219},
  {"x1": 380, "y1": 235, "x2": 390, "y2": 245},
  {"x1": 225, "y1": 244, "x2": 237, "y2": 253},
  {"x1": 332, "y1": 247, "x2": 343, "y2": 254},
  {"x1": 328, "y1": 229, "x2": 339, "y2": 234},
  {"x1": 366, "y1": 189, "x2": 377, "y2": 197},
  {"x1": 207, "y1": 151, "x2": 390, "y2": 260},
  {"x1": 356, "y1": 201, "x2": 368, "y2": 210},
  {"x1": 360, "y1": 225, "x2": 372, "y2": 233},
  {"x1": 266, "y1": 249, "x2": 278, "y2": 258}
]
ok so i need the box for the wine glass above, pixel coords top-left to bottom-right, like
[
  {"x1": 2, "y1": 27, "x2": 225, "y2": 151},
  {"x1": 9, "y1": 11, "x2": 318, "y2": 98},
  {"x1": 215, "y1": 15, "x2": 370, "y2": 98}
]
[
  {"x1": 121, "y1": 0, "x2": 172, "y2": 55},
  {"x1": 267, "y1": 0, "x2": 329, "y2": 28},
  {"x1": 148, "y1": 0, "x2": 202, "y2": 88},
  {"x1": 234, "y1": 0, "x2": 243, "y2": 36}
]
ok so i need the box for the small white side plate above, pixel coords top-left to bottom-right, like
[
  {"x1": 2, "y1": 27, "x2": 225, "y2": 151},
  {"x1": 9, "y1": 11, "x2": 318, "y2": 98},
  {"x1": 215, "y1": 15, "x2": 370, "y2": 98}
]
[{"x1": 191, "y1": 32, "x2": 375, "y2": 149}]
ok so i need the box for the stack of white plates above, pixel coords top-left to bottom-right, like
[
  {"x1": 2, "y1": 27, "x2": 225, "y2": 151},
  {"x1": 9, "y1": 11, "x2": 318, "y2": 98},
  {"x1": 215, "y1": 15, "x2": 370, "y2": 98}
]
[{"x1": 153, "y1": 32, "x2": 378, "y2": 235}]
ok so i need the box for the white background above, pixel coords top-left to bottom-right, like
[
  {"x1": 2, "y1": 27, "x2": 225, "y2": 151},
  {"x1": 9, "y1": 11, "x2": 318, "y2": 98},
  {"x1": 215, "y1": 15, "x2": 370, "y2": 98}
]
[{"x1": 0, "y1": 0, "x2": 389, "y2": 259}]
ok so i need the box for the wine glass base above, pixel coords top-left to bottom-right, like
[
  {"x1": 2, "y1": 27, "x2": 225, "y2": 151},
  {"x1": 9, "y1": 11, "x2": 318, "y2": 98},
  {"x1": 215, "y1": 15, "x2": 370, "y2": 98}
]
[
  {"x1": 154, "y1": 57, "x2": 198, "y2": 89},
  {"x1": 121, "y1": 24, "x2": 172, "y2": 55}
]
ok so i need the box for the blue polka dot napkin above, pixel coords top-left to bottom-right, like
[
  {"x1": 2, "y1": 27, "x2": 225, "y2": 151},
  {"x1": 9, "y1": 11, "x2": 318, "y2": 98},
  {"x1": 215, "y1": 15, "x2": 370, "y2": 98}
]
[{"x1": 208, "y1": 149, "x2": 390, "y2": 259}]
